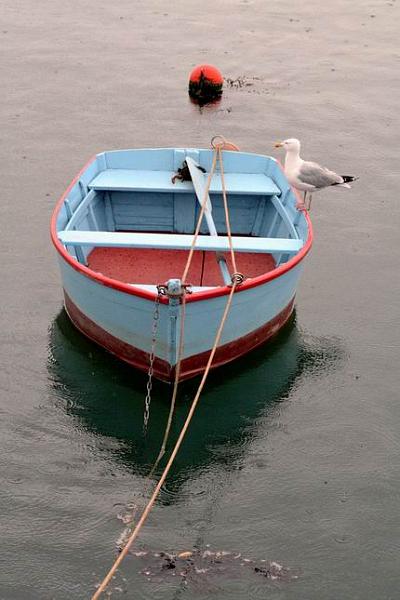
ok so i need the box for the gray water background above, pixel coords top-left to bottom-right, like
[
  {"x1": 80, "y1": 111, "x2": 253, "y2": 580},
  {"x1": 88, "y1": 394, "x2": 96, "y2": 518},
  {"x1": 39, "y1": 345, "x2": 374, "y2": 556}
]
[{"x1": 1, "y1": 0, "x2": 400, "y2": 598}]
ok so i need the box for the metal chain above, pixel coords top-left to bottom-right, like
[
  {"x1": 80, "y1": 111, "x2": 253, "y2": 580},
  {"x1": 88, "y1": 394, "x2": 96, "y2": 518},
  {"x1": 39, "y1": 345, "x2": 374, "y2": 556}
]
[{"x1": 143, "y1": 291, "x2": 162, "y2": 434}]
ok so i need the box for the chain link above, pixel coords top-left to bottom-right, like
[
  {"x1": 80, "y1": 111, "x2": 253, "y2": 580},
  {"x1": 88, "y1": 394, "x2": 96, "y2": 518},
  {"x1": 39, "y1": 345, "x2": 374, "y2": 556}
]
[{"x1": 143, "y1": 292, "x2": 161, "y2": 434}]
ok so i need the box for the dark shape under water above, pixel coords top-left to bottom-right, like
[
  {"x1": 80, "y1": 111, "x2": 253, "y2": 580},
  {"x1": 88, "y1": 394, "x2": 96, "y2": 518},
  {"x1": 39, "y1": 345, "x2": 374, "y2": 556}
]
[{"x1": 48, "y1": 309, "x2": 346, "y2": 487}]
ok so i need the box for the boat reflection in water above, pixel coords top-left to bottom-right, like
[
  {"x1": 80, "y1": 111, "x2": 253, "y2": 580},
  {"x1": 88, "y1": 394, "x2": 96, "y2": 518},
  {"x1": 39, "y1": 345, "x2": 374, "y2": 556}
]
[{"x1": 48, "y1": 309, "x2": 345, "y2": 487}]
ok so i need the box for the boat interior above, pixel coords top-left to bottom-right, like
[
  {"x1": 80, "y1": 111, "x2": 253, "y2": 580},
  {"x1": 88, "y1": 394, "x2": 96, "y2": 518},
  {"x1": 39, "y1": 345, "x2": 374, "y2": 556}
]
[{"x1": 56, "y1": 149, "x2": 307, "y2": 289}]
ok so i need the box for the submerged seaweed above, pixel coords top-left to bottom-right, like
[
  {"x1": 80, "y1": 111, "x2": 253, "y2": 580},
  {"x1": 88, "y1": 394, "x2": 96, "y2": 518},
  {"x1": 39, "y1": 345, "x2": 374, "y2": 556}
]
[{"x1": 130, "y1": 547, "x2": 299, "y2": 585}]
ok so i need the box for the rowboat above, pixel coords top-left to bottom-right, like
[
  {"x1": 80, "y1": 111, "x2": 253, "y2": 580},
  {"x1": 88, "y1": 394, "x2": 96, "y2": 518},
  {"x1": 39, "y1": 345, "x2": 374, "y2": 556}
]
[{"x1": 51, "y1": 145, "x2": 313, "y2": 383}]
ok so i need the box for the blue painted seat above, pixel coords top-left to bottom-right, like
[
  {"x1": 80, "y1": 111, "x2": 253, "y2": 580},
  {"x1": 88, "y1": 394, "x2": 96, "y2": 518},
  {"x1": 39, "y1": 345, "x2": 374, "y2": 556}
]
[
  {"x1": 88, "y1": 169, "x2": 280, "y2": 196},
  {"x1": 58, "y1": 231, "x2": 303, "y2": 254}
]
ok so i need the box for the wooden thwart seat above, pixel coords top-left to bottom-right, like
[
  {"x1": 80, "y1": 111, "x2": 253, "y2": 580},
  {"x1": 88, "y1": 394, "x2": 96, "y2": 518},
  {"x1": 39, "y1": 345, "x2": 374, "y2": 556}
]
[
  {"x1": 88, "y1": 169, "x2": 281, "y2": 196},
  {"x1": 58, "y1": 231, "x2": 303, "y2": 254}
]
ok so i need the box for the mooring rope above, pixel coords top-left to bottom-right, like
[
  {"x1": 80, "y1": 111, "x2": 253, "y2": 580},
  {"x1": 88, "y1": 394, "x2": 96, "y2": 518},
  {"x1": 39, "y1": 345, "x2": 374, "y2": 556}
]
[
  {"x1": 150, "y1": 136, "x2": 241, "y2": 473},
  {"x1": 148, "y1": 292, "x2": 187, "y2": 476},
  {"x1": 92, "y1": 139, "x2": 242, "y2": 599},
  {"x1": 92, "y1": 283, "x2": 240, "y2": 599},
  {"x1": 147, "y1": 143, "x2": 221, "y2": 473},
  {"x1": 215, "y1": 140, "x2": 238, "y2": 276}
]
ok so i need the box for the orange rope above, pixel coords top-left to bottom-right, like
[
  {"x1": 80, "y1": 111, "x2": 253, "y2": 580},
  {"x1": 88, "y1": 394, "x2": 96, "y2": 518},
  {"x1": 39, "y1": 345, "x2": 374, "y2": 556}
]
[
  {"x1": 150, "y1": 140, "x2": 239, "y2": 472},
  {"x1": 216, "y1": 145, "x2": 238, "y2": 276},
  {"x1": 149, "y1": 147, "x2": 222, "y2": 473},
  {"x1": 148, "y1": 293, "x2": 187, "y2": 476},
  {"x1": 92, "y1": 282, "x2": 239, "y2": 599},
  {"x1": 92, "y1": 140, "x2": 242, "y2": 598},
  {"x1": 115, "y1": 294, "x2": 187, "y2": 550}
]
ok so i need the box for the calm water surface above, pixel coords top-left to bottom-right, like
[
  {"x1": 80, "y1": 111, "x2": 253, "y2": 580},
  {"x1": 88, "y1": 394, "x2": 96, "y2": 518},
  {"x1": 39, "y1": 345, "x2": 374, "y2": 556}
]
[{"x1": 1, "y1": 1, "x2": 399, "y2": 598}]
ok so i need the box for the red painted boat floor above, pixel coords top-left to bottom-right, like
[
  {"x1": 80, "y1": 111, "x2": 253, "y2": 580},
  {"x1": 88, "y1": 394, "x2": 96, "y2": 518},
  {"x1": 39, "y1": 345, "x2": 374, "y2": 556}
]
[{"x1": 87, "y1": 248, "x2": 276, "y2": 286}]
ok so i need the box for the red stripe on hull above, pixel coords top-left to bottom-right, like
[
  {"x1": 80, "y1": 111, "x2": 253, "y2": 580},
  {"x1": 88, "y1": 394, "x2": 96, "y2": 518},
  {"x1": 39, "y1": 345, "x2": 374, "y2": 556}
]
[{"x1": 64, "y1": 292, "x2": 295, "y2": 383}]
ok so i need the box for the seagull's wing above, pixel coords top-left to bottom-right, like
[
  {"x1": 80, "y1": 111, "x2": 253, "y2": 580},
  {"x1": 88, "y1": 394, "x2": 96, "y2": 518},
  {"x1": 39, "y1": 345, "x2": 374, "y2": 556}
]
[{"x1": 298, "y1": 161, "x2": 343, "y2": 189}]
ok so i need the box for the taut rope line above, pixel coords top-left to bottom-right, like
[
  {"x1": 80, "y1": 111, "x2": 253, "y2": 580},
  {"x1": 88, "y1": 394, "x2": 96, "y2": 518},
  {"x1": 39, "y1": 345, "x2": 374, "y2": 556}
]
[
  {"x1": 149, "y1": 136, "x2": 241, "y2": 472},
  {"x1": 215, "y1": 143, "x2": 238, "y2": 276},
  {"x1": 92, "y1": 139, "x2": 242, "y2": 599},
  {"x1": 148, "y1": 143, "x2": 221, "y2": 473},
  {"x1": 92, "y1": 282, "x2": 240, "y2": 599},
  {"x1": 148, "y1": 292, "x2": 187, "y2": 476}
]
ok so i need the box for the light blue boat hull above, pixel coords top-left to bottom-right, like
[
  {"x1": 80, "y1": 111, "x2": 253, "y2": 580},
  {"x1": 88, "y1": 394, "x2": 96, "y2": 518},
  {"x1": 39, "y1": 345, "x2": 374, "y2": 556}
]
[{"x1": 51, "y1": 148, "x2": 312, "y2": 382}]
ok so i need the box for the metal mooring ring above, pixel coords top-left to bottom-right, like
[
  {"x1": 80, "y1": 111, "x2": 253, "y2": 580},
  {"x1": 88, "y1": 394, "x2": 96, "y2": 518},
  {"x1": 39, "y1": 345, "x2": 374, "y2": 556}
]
[
  {"x1": 156, "y1": 284, "x2": 168, "y2": 296},
  {"x1": 211, "y1": 135, "x2": 227, "y2": 149},
  {"x1": 230, "y1": 272, "x2": 245, "y2": 285}
]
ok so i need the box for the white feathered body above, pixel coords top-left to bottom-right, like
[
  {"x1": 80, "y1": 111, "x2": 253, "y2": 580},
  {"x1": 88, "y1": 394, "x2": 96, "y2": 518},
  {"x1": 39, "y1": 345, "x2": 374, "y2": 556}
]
[{"x1": 284, "y1": 152, "x2": 351, "y2": 193}]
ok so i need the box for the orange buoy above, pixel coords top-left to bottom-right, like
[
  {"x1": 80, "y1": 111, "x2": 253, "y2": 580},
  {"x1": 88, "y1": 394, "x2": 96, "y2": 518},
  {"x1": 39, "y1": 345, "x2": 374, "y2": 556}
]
[{"x1": 188, "y1": 64, "x2": 223, "y2": 104}]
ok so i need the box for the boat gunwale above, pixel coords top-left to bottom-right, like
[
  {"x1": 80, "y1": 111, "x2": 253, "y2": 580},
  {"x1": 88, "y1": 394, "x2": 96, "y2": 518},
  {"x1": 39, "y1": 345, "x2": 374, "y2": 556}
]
[{"x1": 50, "y1": 153, "x2": 313, "y2": 305}]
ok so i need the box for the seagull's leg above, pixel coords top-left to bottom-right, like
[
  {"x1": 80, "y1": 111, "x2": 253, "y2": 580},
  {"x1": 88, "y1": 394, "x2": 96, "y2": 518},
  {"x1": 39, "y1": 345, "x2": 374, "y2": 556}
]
[
  {"x1": 307, "y1": 194, "x2": 313, "y2": 211},
  {"x1": 297, "y1": 191, "x2": 307, "y2": 210}
]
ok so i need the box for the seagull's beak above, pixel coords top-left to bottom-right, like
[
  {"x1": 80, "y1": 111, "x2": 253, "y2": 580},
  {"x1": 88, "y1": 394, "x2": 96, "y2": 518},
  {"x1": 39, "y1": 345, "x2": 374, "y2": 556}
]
[{"x1": 274, "y1": 141, "x2": 284, "y2": 148}]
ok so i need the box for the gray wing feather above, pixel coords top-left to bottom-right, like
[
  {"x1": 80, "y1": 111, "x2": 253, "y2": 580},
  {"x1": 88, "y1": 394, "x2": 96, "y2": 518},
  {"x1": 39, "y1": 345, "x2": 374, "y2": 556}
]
[{"x1": 298, "y1": 161, "x2": 343, "y2": 189}]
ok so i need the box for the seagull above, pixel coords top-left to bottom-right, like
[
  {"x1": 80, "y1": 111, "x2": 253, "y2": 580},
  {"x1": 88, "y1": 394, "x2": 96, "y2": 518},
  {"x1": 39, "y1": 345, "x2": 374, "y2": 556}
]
[{"x1": 274, "y1": 138, "x2": 358, "y2": 210}]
